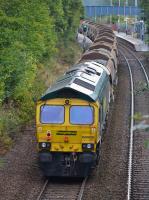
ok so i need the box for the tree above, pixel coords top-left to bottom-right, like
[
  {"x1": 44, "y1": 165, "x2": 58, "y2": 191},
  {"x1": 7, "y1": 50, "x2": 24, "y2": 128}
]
[
  {"x1": 0, "y1": 0, "x2": 57, "y2": 103},
  {"x1": 140, "y1": 0, "x2": 149, "y2": 32}
]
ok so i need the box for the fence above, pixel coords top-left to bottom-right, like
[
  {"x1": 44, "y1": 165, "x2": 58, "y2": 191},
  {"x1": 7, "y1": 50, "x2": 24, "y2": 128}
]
[{"x1": 84, "y1": 6, "x2": 142, "y2": 17}]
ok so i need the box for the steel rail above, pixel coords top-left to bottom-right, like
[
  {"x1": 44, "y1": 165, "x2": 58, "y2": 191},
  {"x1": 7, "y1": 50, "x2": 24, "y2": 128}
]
[
  {"x1": 119, "y1": 42, "x2": 149, "y2": 86},
  {"x1": 36, "y1": 177, "x2": 87, "y2": 200},
  {"x1": 36, "y1": 179, "x2": 49, "y2": 200},
  {"x1": 77, "y1": 177, "x2": 88, "y2": 200},
  {"x1": 119, "y1": 49, "x2": 134, "y2": 200}
]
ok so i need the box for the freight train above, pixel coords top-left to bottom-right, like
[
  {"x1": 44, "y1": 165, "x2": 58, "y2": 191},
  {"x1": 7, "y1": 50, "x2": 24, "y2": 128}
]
[{"x1": 36, "y1": 21, "x2": 118, "y2": 177}]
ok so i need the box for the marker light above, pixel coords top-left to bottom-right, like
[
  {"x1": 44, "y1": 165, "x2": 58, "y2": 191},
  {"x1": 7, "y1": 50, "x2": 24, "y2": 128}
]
[
  {"x1": 87, "y1": 144, "x2": 92, "y2": 149},
  {"x1": 41, "y1": 142, "x2": 46, "y2": 148},
  {"x1": 82, "y1": 143, "x2": 94, "y2": 151},
  {"x1": 39, "y1": 142, "x2": 51, "y2": 149}
]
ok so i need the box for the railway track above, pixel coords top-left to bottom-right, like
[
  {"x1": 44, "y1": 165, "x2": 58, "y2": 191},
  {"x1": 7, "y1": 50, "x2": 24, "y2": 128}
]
[
  {"x1": 36, "y1": 177, "x2": 87, "y2": 200},
  {"x1": 118, "y1": 42, "x2": 149, "y2": 200}
]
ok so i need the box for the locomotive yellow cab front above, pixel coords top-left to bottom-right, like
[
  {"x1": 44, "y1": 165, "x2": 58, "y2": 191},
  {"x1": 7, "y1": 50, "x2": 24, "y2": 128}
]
[{"x1": 36, "y1": 98, "x2": 99, "y2": 153}]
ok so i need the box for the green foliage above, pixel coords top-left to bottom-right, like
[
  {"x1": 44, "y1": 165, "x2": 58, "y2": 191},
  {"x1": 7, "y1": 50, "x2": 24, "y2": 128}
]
[
  {"x1": 133, "y1": 112, "x2": 143, "y2": 121},
  {"x1": 0, "y1": 158, "x2": 7, "y2": 169},
  {"x1": 0, "y1": 0, "x2": 83, "y2": 150},
  {"x1": 112, "y1": 15, "x2": 119, "y2": 23},
  {"x1": 112, "y1": 0, "x2": 127, "y2": 6},
  {"x1": 49, "y1": 0, "x2": 84, "y2": 43},
  {"x1": 135, "y1": 81, "x2": 149, "y2": 95},
  {"x1": 140, "y1": 0, "x2": 149, "y2": 33},
  {"x1": 63, "y1": 0, "x2": 84, "y2": 41},
  {"x1": 0, "y1": 0, "x2": 56, "y2": 102},
  {"x1": 58, "y1": 41, "x2": 83, "y2": 64},
  {"x1": 0, "y1": 108, "x2": 18, "y2": 150},
  {"x1": 144, "y1": 140, "x2": 149, "y2": 149}
]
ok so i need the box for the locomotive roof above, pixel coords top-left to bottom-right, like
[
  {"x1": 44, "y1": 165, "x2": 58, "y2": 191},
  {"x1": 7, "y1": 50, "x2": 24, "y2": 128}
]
[{"x1": 40, "y1": 62, "x2": 109, "y2": 102}]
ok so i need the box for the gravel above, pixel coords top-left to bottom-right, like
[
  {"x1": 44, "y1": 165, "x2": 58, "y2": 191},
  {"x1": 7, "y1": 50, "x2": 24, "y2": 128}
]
[{"x1": 0, "y1": 128, "x2": 45, "y2": 200}]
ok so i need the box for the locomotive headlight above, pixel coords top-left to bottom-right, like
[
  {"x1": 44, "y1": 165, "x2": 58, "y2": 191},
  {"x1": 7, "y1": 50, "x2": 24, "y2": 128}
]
[
  {"x1": 41, "y1": 142, "x2": 46, "y2": 148},
  {"x1": 39, "y1": 142, "x2": 51, "y2": 149},
  {"x1": 82, "y1": 143, "x2": 94, "y2": 151},
  {"x1": 87, "y1": 144, "x2": 92, "y2": 149}
]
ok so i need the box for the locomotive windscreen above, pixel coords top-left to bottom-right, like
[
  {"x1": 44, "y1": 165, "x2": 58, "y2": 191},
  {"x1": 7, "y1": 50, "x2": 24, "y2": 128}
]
[
  {"x1": 70, "y1": 105, "x2": 93, "y2": 125},
  {"x1": 40, "y1": 105, "x2": 64, "y2": 124}
]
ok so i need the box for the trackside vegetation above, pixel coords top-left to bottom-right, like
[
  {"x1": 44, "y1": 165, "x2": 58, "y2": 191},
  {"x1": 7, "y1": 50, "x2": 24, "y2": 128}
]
[
  {"x1": 140, "y1": 0, "x2": 149, "y2": 28},
  {"x1": 0, "y1": 0, "x2": 84, "y2": 151},
  {"x1": 140, "y1": 0, "x2": 149, "y2": 42}
]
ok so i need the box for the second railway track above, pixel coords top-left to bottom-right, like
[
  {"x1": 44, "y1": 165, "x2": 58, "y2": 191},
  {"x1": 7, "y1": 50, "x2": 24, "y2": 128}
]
[{"x1": 118, "y1": 41, "x2": 149, "y2": 200}]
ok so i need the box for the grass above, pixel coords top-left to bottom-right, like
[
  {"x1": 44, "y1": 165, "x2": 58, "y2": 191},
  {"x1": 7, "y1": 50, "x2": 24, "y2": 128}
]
[{"x1": 41, "y1": 40, "x2": 82, "y2": 87}]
